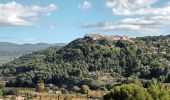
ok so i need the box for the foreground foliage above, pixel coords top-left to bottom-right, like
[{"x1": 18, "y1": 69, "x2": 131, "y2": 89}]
[
  {"x1": 104, "y1": 83, "x2": 170, "y2": 100},
  {"x1": 0, "y1": 85, "x2": 19, "y2": 97}
]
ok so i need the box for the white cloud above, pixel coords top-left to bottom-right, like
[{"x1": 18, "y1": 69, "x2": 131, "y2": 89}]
[
  {"x1": 121, "y1": 16, "x2": 170, "y2": 26},
  {"x1": 80, "y1": 0, "x2": 168, "y2": 35},
  {"x1": 48, "y1": 24, "x2": 56, "y2": 29},
  {"x1": 44, "y1": 4, "x2": 58, "y2": 15},
  {"x1": 80, "y1": 15, "x2": 170, "y2": 36},
  {"x1": 105, "y1": 0, "x2": 158, "y2": 15},
  {"x1": 0, "y1": 1, "x2": 58, "y2": 26},
  {"x1": 24, "y1": 37, "x2": 38, "y2": 43},
  {"x1": 78, "y1": 1, "x2": 92, "y2": 9},
  {"x1": 105, "y1": 0, "x2": 170, "y2": 16},
  {"x1": 81, "y1": 22, "x2": 147, "y2": 32}
]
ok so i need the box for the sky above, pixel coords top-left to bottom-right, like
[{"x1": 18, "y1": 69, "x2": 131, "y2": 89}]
[{"x1": 0, "y1": 0, "x2": 170, "y2": 44}]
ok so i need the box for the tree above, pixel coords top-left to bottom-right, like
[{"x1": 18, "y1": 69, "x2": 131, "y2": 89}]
[
  {"x1": 2, "y1": 88, "x2": 19, "y2": 96},
  {"x1": 147, "y1": 83, "x2": 170, "y2": 100},
  {"x1": 103, "y1": 83, "x2": 152, "y2": 100},
  {"x1": 36, "y1": 81, "x2": 45, "y2": 92},
  {"x1": 81, "y1": 85, "x2": 90, "y2": 94},
  {"x1": 72, "y1": 86, "x2": 80, "y2": 92},
  {"x1": 0, "y1": 90, "x2": 3, "y2": 97}
]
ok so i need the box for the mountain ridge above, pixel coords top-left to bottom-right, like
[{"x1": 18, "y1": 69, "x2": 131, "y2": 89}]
[
  {"x1": 0, "y1": 34, "x2": 169, "y2": 87},
  {"x1": 0, "y1": 42, "x2": 66, "y2": 65}
]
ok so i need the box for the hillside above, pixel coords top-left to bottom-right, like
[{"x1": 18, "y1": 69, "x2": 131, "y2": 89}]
[
  {"x1": 0, "y1": 35, "x2": 170, "y2": 87},
  {"x1": 0, "y1": 42, "x2": 65, "y2": 65}
]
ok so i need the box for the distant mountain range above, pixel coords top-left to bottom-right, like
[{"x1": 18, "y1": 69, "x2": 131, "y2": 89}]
[{"x1": 0, "y1": 42, "x2": 66, "y2": 65}]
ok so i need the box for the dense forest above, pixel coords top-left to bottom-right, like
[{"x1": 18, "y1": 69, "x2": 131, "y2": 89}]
[{"x1": 0, "y1": 35, "x2": 170, "y2": 89}]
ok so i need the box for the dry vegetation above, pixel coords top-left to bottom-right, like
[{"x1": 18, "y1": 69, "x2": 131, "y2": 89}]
[{"x1": 17, "y1": 88, "x2": 107, "y2": 100}]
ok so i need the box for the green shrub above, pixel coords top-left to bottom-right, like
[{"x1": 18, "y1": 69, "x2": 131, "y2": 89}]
[
  {"x1": 147, "y1": 84, "x2": 170, "y2": 100},
  {"x1": 81, "y1": 85, "x2": 90, "y2": 94},
  {"x1": 0, "y1": 89, "x2": 3, "y2": 97},
  {"x1": 2, "y1": 88, "x2": 19, "y2": 96},
  {"x1": 36, "y1": 81, "x2": 45, "y2": 92},
  {"x1": 103, "y1": 83, "x2": 152, "y2": 100},
  {"x1": 61, "y1": 88, "x2": 69, "y2": 94},
  {"x1": 72, "y1": 86, "x2": 80, "y2": 92},
  {"x1": 0, "y1": 84, "x2": 5, "y2": 89}
]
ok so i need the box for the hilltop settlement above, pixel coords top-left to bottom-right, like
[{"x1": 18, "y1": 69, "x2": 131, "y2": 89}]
[{"x1": 84, "y1": 34, "x2": 133, "y2": 42}]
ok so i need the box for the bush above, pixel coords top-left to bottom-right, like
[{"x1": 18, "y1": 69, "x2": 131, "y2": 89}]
[
  {"x1": 105, "y1": 83, "x2": 114, "y2": 90},
  {"x1": 147, "y1": 84, "x2": 170, "y2": 100},
  {"x1": 103, "y1": 83, "x2": 152, "y2": 100},
  {"x1": 0, "y1": 89, "x2": 3, "y2": 97},
  {"x1": 81, "y1": 85, "x2": 90, "y2": 94},
  {"x1": 61, "y1": 88, "x2": 69, "y2": 94},
  {"x1": 0, "y1": 84, "x2": 5, "y2": 89},
  {"x1": 36, "y1": 81, "x2": 45, "y2": 92},
  {"x1": 2, "y1": 88, "x2": 19, "y2": 96},
  {"x1": 72, "y1": 86, "x2": 80, "y2": 92}
]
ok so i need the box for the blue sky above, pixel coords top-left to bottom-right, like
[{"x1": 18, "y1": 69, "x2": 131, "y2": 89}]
[{"x1": 0, "y1": 0, "x2": 170, "y2": 43}]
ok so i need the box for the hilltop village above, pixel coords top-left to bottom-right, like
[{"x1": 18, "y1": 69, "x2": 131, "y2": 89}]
[{"x1": 84, "y1": 34, "x2": 133, "y2": 42}]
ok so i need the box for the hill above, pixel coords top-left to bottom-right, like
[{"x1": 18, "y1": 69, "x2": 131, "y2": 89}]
[
  {"x1": 0, "y1": 42, "x2": 65, "y2": 65},
  {"x1": 0, "y1": 34, "x2": 170, "y2": 87}
]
